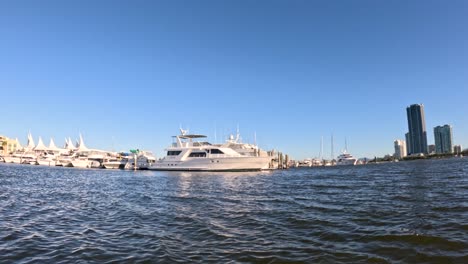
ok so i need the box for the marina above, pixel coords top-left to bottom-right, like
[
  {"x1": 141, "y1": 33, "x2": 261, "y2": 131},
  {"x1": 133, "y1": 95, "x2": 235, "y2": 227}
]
[
  {"x1": 1, "y1": 159, "x2": 467, "y2": 263},
  {"x1": 0, "y1": 133, "x2": 156, "y2": 170},
  {"x1": 1, "y1": 1, "x2": 467, "y2": 263},
  {"x1": 0, "y1": 129, "x2": 283, "y2": 171}
]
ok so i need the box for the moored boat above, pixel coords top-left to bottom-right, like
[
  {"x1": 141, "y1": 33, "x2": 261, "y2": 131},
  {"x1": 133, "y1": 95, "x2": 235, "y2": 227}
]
[
  {"x1": 150, "y1": 129, "x2": 273, "y2": 171},
  {"x1": 336, "y1": 151, "x2": 357, "y2": 166}
]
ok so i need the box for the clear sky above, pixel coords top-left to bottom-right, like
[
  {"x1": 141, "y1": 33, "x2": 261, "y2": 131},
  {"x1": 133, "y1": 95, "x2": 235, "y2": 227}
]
[{"x1": 1, "y1": 0, "x2": 467, "y2": 160}]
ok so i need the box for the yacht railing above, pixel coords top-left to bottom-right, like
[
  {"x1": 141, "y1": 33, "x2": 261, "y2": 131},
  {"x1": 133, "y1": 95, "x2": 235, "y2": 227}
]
[{"x1": 208, "y1": 153, "x2": 242, "y2": 158}]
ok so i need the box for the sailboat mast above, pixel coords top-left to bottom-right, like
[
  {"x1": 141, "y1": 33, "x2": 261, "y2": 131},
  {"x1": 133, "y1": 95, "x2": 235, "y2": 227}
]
[
  {"x1": 331, "y1": 133, "x2": 334, "y2": 160},
  {"x1": 320, "y1": 136, "x2": 324, "y2": 160},
  {"x1": 214, "y1": 123, "x2": 217, "y2": 143}
]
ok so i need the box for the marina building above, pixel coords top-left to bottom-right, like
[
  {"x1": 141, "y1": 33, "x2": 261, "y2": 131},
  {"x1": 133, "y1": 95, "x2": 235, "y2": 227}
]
[
  {"x1": 0, "y1": 135, "x2": 20, "y2": 156},
  {"x1": 406, "y1": 104, "x2": 428, "y2": 155},
  {"x1": 394, "y1": 139, "x2": 407, "y2": 159},
  {"x1": 434, "y1": 125, "x2": 453, "y2": 154}
]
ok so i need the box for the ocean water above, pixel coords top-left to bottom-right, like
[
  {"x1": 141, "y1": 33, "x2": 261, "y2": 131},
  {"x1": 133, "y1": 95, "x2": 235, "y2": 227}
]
[{"x1": 0, "y1": 159, "x2": 467, "y2": 263}]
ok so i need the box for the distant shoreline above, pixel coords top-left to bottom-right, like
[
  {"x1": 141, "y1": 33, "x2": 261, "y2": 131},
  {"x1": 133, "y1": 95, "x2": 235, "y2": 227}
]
[{"x1": 368, "y1": 152, "x2": 466, "y2": 164}]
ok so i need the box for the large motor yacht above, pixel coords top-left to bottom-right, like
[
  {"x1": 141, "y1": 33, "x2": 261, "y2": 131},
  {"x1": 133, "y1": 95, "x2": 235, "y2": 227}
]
[
  {"x1": 336, "y1": 150, "x2": 357, "y2": 166},
  {"x1": 150, "y1": 129, "x2": 273, "y2": 171}
]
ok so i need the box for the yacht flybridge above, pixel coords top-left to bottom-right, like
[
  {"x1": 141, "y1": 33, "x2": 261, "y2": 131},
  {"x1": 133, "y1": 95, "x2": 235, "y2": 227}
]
[{"x1": 150, "y1": 129, "x2": 274, "y2": 171}]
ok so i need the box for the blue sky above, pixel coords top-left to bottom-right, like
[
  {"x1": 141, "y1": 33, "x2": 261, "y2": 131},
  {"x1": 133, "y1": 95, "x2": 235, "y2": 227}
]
[{"x1": 1, "y1": 0, "x2": 467, "y2": 159}]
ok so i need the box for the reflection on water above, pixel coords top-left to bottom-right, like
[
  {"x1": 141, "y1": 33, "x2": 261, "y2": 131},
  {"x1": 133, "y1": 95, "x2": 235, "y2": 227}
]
[{"x1": 0, "y1": 159, "x2": 467, "y2": 263}]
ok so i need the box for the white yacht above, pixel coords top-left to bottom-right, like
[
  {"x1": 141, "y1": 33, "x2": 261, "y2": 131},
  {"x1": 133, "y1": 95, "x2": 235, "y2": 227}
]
[
  {"x1": 71, "y1": 159, "x2": 101, "y2": 168},
  {"x1": 150, "y1": 129, "x2": 273, "y2": 171},
  {"x1": 336, "y1": 150, "x2": 357, "y2": 166},
  {"x1": 68, "y1": 135, "x2": 109, "y2": 168},
  {"x1": 103, "y1": 158, "x2": 126, "y2": 169},
  {"x1": 3, "y1": 152, "x2": 36, "y2": 164},
  {"x1": 102, "y1": 153, "x2": 128, "y2": 169},
  {"x1": 296, "y1": 159, "x2": 312, "y2": 167},
  {"x1": 128, "y1": 151, "x2": 157, "y2": 170}
]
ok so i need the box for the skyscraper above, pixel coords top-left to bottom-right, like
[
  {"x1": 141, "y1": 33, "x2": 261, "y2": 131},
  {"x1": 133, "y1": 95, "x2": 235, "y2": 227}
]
[
  {"x1": 406, "y1": 104, "x2": 428, "y2": 155},
  {"x1": 405, "y1": 132, "x2": 412, "y2": 155},
  {"x1": 434, "y1": 125, "x2": 453, "y2": 154},
  {"x1": 394, "y1": 139, "x2": 407, "y2": 159},
  {"x1": 454, "y1": 145, "x2": 462, "y2": 155}
]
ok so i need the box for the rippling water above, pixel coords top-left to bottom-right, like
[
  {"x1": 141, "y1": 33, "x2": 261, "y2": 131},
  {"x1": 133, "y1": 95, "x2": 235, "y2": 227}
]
[{"x1": 1, "y1": 159, "x2": 467, "y2": 263}]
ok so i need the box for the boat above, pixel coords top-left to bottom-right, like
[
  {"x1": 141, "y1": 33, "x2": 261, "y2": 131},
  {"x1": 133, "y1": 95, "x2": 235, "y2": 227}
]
[
  {"x1": 336, "y1": 150, "x2": 357, "y2": 166},
  {"x1": 102, "y1": 153, "x2": 128, "y2": 169},
  {"x1": 103, "y1": 158, "x2": 126, "y2": 169},
  {"x1": 149, "y1": 129, "x2": 273, "y2": 171},
  {"x1": 296, "y1": 159, "x2": 312, "y2": 167},
  {"x1": 57, "y1": 138, "x2": 77, "y2": 167},
  {"x1": 67, "y1": 135, "x2": 110, "y2": 168},
  {"x1": 71, "y1": 157, "x2": 101, "y2": 168},
  {"x1": 36, "y1": 156, "x2": 56, "y2": 166},
  {"x1": 3, "y1": 152, "x2": 37, "y2": 164}
]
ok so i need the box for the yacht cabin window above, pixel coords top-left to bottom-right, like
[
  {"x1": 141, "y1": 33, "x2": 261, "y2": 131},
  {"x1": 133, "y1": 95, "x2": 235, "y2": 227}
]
[
  {"x1": 188, "y1": 152, "x2": 207, "y2": 158},
  {"x1": 209, "y1": 149, "x2": 224, "y2": 154}
]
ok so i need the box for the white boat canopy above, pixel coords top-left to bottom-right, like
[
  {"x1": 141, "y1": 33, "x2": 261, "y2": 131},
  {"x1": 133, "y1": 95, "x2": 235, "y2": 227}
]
[
  {"x1": 48, "y1": 138, "x2": 63, "y2": 152},
  {"x1": 26, "y1": 133, "x2": 36, "y2": 150},
  {"x1": 65, "y1": 137, "x2": 75, "y2": 150},
  {"x1": 34, "y1": 137, "x2": 48, "y2": 151},
  {"x1": 76, "y1": 134, "x2": 89, "y2": 152}
]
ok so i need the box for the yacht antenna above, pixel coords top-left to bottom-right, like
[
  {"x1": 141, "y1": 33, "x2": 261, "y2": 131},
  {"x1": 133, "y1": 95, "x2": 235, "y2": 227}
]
[
  {"x1": 254, "y1": 131, "x2": 257, "y2": 147},
  {"x1": 345, "y1": 137, "x2": 348, "y2": 152},
  {"x1": 214, "y1": 123, "x2": 217, "y2": 143}
]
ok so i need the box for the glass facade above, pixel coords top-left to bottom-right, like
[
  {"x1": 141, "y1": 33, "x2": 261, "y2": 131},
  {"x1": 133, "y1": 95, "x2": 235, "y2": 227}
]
[
  {"x1": 406, "y1": 104, "x2": 428, "y2": 155},
  {"x1": 434, "y1": 125, "x2": 453, "y2": 154}
]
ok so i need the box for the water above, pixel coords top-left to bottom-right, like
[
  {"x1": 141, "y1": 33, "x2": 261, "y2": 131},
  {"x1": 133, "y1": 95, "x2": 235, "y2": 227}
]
[{"x1": 1, "y1": 159, "x2": 467, "y2": 263}]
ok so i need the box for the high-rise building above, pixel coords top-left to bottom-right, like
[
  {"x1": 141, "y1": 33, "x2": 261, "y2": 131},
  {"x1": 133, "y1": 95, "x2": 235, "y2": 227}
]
[
  {"x1": 434, "y1": 125, "x2": 453, "y2": 154},
  {"x1": 394, "y1": 139, "x2": 407, "y2": 159},
  {"x1": 428, "y1": 144, "x2": 436, "y2": 154},
  {"x1": 454, "y1": 145, "x2": 462, "y2": 155},
  {"x1": 406, "y1": 104, "x2": 428, "y2": 155},
  {"x1": 405, "y1": 132, "x2": 412, "y2": 155}
]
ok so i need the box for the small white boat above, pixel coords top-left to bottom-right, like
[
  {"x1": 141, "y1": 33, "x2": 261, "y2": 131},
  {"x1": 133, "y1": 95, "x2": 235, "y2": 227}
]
[
  {"x1": 71, "y1": 158, "x2": 101, "y2": 168},
  {"x1": 296, "y1": 159, "x2": 312, "y2": 167},
  {"x1": 103, "y1": 158, "x2": 126, "y2": 169},
  {"x1": 36, "y1": 159, "x2": 55, "y2": 166}
]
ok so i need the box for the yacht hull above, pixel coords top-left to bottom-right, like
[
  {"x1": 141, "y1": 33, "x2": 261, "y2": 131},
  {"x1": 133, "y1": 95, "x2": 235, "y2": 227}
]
[
  {"x1": 336, "y1": 159, "x2": 357, "y2": 166},
  {"x1": 149, "y1": 156, "x2": 272, "y2": 171},
  {"x1": 71, "y1": 160, "x2": 101, "y2": 168},
  {"x1": 36, "y1": 159, "x2": 56, "y2": 166},
  {"x1": 103, "y1": 161, "x2": 125, "y2": 169},
  {"x1": 4, "y1": 157, "x2": 22, "y2": 163}
]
